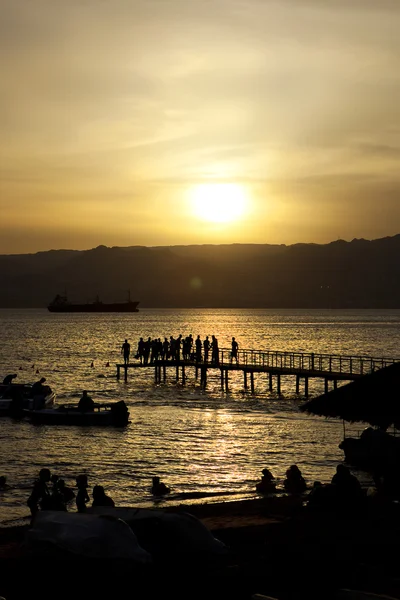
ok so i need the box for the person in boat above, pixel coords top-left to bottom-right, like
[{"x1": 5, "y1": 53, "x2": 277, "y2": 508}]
[
  {"x1": 284, "y1": 465, "x2": 307, "y2": 494},
  {"x1": 92, "y1": 485, "x2": 115, "y2": 507},
  {"x1": 76, "y1": 474, "x2": 90, "y2": 513},
  {"x1": 151, "y1": 476, "x2": 170, "y2": 496},
  {"x1": 30, "y1": 377, "x2": 49, "y2": 408},
  {"x1": 2, "y1": 373, "x2": 17, "y2": 385},
  {"x1": 121, "y1": 339, "x2": 130, "y2": 365},
  {"x1": 256, "y1": 468, "x2": 277, "y2": 494},
  {"x1": 58, "y1": 479, "x2": 75, "y2": 503},
  {"x1": 27, "y1": 468, "x2": 51, "y2": 516},
  {"x1": 78, "y1": 390, "x2": 95, "y2": 412}
]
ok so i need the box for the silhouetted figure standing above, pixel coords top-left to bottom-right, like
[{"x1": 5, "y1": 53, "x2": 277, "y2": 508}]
[
  {"x1": 176, "y1": 335, "x2": 182, "y2": 361},
  {"x1": 27, "y1": 468, "x2": 51, "y2": 517},
  {"x1": 211, "y1": 335, "x2": 219, "y2": 365},
  {"x1": 137, "y1": 337, "x2": 145, "y2": 364},
  {"x1": 162, "y1": 338, "x2": 169, "y2": 360},
  {"x1": 121, "y1": 339, "x2": 130, "y2": 365},
  {"x1": 76, "y1": 474, "x2": 90, "y2": 513},
  {"x1": 144, "y1": 338, "x2": 151, "y2": 365},
  {"x1": 231, "y1": 337, "x2": 239, "y2": 363},
  {"x1": 203, "y1": 336, "x2": 210, "y2": 363},
  {"x1": 92, "y1": 485, "x2": 115, "y2": 507},
  {"x1": 195, "y1": 335, "x2": 202, "y2": 362}
]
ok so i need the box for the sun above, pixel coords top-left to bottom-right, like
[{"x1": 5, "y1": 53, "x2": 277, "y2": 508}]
[{"x1": 190, "y1": 183, "x2": 247, "y2": 223}]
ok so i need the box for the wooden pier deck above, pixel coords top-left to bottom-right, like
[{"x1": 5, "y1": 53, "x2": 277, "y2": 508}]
[{"x1": 116, "y1": 349, "x2": 398, "y2": 396}]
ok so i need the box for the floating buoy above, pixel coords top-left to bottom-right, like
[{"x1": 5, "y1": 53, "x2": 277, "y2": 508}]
[
  {"x1": 19, "y1": 366, "x2": 23, "y2": 370},
  {"x1": 106, "y1": 362, "x2": 110, "y2": 367},
  {"x1": 36, "y1": 369, "x2": 40, "y2": 374},
  {"x1": 31, "y1": 364, "x2": 35, "y2": 369},
  {"x1": 91, "y1": 362, "x2": 94, "y2": 368}
]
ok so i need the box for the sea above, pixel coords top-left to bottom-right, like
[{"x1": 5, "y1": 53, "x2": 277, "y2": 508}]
[{"x1": 0, "y1": 308, "x2": 399, "y2": 527}]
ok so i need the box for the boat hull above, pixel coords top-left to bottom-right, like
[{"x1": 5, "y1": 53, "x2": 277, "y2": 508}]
[
  {"x1": 340, "y1": 433, "x2": 400, "y2": 471},
  {"x1": 0, "y1": 385, "x2": 55, "y2": 417},
  {"x1": 24, "y1": 401, "x2": 129, "y2": 427}
]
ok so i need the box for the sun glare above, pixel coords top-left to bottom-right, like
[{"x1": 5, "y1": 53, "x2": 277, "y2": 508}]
[{"x1": 190, "y1": 183, "x2": 247, "y2": 223}]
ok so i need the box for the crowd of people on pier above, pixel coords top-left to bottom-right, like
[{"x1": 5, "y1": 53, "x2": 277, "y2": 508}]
[{"x1": 121, "y1": 335, "x2": 239, "y2": 366}]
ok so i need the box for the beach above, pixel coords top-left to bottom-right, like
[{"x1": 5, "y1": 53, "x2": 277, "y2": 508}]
[{"x1": 1, "y1": 495, "x2": 400, "y2": 600}]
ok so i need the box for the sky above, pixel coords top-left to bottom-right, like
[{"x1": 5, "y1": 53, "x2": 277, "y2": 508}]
[{"x1": 1, "y1": 0, "x2": 399, "y2": 254}]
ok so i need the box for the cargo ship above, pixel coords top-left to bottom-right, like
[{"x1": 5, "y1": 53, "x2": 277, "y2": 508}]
[{"x1": 47, "y1": 292, "x2": 139, "y2": 313}]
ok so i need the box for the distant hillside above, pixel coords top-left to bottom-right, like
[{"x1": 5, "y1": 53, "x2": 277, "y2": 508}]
[{"x1": 0, "y1": 236, "x2": 400, "y2": 308}]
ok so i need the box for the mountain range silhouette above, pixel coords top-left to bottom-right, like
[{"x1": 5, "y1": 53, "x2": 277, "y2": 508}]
[{"x1": 1, "y1": 235, "x2": 399, "y2": 308}]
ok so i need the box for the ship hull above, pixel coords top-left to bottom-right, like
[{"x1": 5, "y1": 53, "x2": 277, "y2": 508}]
[{"x1": 48, "y1": 302, "x2": 139, "y2": 313}]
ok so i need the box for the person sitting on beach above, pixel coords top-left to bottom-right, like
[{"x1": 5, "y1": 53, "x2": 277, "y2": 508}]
[
  {"x1": 331, "y1": 464, "x2": 363, "y2": 501},
  {"x1": 284, "y1": 465, "x2": 307, "y2": 494},
  {"x1": 58, "y1": 479, "x2": 75, "y2": 503},
  {"x1": 27, "y1": 468, "x2": 51, "y2": 516},
  {"x1": 151, "y1": 476, "x2": 170, "y2": 496},
  {"x1": 0, "y1": 476, "x2": 10, "y2": 491},
  {"x1": 92, "y1": 485, "x2": 115, "y2": 508},
  {"x1": 78, "y1": 390, "x2": 94, "y2": 412},
  {"x1": 306, "y1": 481, "x2": 335, "y2": 511},
  {"x1": 256, "y1": 468, "x2": 277, "y2": 494},
  {"x1": 2, "y1": 373, "x2": 17, "y2": 385},
  {"x1": 76, "y1": 474, "x2": 90, "y2": 513}
]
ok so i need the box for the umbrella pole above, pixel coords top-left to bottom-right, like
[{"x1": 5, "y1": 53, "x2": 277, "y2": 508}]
[{"x1": 342, "y1": 419, "x2": 346, "y2": 440}]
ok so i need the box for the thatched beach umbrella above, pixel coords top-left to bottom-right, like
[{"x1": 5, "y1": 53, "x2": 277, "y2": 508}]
[{"x1": 300, "y1": 361, "x2": 400, "y2": 430}]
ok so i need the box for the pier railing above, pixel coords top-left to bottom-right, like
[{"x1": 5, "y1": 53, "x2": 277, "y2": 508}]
[{"x1": 216, "y1": 348, "x2": 398, "y2": 376}]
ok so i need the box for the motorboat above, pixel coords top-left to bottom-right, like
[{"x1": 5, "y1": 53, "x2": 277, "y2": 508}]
[
  {"x1": 339, "y1": 427, "x2": 400, "y2": 471},
  {"x1": 23, "y1": 400, "x2": 129, "y2": 427},
  {"x1": 0, "y1": 384, "x2": 55, "y2": 417}
]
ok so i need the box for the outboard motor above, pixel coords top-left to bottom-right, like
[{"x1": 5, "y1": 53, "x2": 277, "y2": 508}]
[{"x1": 110, "y1": 401, "x2": 129, "y2": 426}]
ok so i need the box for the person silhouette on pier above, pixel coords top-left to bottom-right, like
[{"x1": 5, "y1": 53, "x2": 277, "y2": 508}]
[
  {"x1": 27, "y1": 468, "x2": 51, "y2": 517},
  {"x1": 195, "y1": 335, "x2": 202, "y2": 362},
  {"x1": 203, "y1": 336, "x2": 210, "y2": 363},
  {"x1": 230, "y1": 337, "x2": 239, "y2": 363},
  {"x1": 121, "y1": 339, "x2": 130, "y2": 365},
  {"x1": 211, "y1": 335, "x2": 219, "y2": 365}
]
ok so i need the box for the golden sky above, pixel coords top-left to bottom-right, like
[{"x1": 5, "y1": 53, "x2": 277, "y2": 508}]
[{"x1": 1, "y1": 0, "x2": 399, "y2": 253}]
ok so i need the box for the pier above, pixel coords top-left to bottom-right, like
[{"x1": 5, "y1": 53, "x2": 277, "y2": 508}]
[{"x1": 116, "y1": 349, "x2": 398, "y2": 396}]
